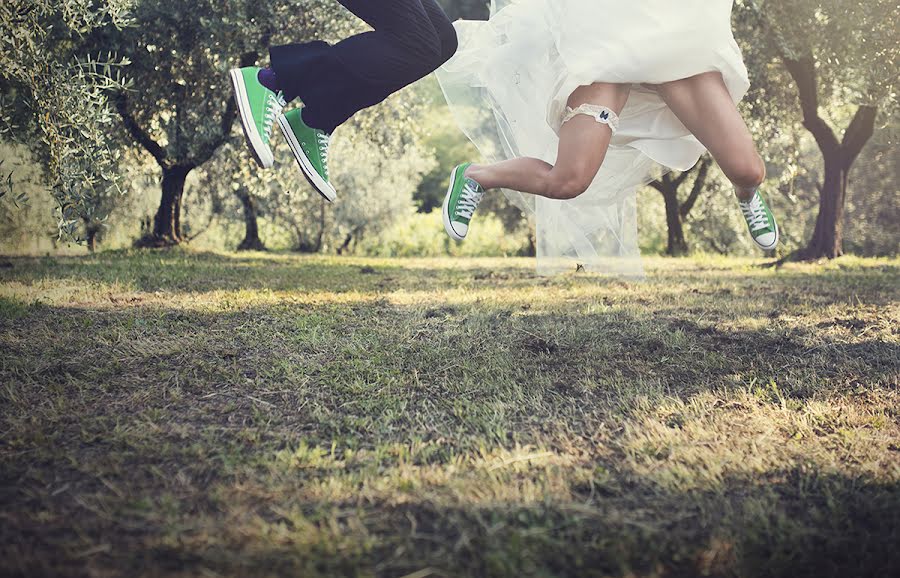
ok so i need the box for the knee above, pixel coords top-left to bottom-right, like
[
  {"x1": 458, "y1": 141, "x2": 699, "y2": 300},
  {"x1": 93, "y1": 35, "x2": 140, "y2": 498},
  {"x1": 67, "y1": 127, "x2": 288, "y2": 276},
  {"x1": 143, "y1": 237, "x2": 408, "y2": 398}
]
[
  {"x1": 417, "y1": 22, "x2": 457, "y2": 74},
  {"x1": 728, "y1": 154, "x2": 766, "y2": 188},
  {"x1": 548, "y1": 172, "x2": 595, "y2": 200},
  {"x1": 435, "y1": 22, "x2": 458, "y2": 65},
  {"x1": 407, "y1": 31, "x2": 446, "y2": 77}
]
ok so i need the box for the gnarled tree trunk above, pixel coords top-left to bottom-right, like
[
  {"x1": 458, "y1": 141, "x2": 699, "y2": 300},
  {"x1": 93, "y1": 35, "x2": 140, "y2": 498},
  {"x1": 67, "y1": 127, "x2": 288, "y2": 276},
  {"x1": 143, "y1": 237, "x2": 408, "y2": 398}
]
[
  {"x1": 137, "y1": 165, "x2": 191, "y2": 247},
  {"x1": 650, "y1": 155, "x2": 712, "y2": 256},
  {"x1": 85, "y1": 224, "x2": 100, "y2": 253},
  {"x1": 235, "y1": 188, "x2": 266, "y2": 251},
  {"x1": 662, "y1": 188, "x2": 688, "y2": 256},
  {"x1": 783, "y1": 57, "x2": 877, "y2": 261},
  {"x1": 804, "y1": 160, "x2": 848, "y2": 259}
]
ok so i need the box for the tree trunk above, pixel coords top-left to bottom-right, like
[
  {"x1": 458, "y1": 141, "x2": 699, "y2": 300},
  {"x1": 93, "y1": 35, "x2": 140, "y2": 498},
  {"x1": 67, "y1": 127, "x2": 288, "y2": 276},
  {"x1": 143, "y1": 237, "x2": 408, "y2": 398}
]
[
  {"x1": 86, "y1": 226, "x2": 98, "y2": 253},
  {"x1": 662, "y1": 190, "x2": 689, "y2": 256},
  {"x1": 650, "y1": 157, "x2": 710, "y2": 257},
  {"x1": 802, "y1": 159, "x2": 847, "y2": 259},
  {"x1": 336, "y1": 227, "x2": 362, "y2": 255},
  {"x1": 136, "y1": 165, "x2": 191, "y2": 247},
  {"x1": 781, "y1": 57, "x2": 877, "y2": 261},
  {"x1": 313, "y1": 199, "x2": 326, "y2": 253},
  {"x1": 235, "y1": 189, "x2": 266, "y2": 251}
]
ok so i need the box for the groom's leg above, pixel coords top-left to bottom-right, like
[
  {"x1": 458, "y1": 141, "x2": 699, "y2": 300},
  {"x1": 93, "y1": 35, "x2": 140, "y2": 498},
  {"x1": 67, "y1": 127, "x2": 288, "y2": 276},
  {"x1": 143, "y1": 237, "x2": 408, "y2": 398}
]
[
  {"x1": 421, "y1": 0, "x2": 459, "y2": 67},
  {"x1": 270, "y1": 0, "x2": 457, "y2": 134}
]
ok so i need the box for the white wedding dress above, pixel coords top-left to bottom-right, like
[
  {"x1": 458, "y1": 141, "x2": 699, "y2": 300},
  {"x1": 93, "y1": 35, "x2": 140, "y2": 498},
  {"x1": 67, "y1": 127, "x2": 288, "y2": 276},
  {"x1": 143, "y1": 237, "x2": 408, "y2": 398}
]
[{"x1": 436, "y1": 0, "x2": 749, "y2": 276}]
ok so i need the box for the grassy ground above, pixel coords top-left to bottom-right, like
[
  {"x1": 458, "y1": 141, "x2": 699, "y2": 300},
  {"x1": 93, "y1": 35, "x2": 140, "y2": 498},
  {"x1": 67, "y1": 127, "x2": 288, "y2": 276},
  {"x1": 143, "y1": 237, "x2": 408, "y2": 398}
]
[{"x1": 1, "y1": 250, "x2": 898, "y2": 578}]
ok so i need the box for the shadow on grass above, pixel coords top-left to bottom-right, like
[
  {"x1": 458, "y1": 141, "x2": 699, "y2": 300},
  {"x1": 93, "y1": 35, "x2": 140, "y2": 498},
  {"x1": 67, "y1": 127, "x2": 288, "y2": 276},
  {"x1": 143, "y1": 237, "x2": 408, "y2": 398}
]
[{"x1": 2, "y1": 285, "x2": 898, "y2": 577}]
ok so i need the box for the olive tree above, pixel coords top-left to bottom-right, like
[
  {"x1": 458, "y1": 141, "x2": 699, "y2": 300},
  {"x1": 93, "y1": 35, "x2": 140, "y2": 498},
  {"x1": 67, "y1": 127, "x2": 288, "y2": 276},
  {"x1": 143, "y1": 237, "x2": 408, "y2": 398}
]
[
  {"x1": 648, "y1": 156, "x2": 714, "y2": 256},
  {"x1": 746, "y1": 0, "x2": 898, "y2": 259},
  {"x1": 87, "y1": 0, "x2": 286, "y2": 246}
]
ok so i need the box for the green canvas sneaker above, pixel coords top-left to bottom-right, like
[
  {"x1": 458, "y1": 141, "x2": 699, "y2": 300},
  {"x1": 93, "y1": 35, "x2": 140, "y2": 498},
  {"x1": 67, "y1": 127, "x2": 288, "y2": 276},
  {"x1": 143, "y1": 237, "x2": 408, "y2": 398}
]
[
  {"x1": 739, "y1": 189, "x2": 780, "y2": 250},
  {"x1": 277, "y1": 108, "x2": 336, "y2": 203},
  {"x1": 443, "y1": 163, "x2": 485, "y2": 241},
  {"x1": 229, "y1": 67, "x2": 285, "y2": 169}
]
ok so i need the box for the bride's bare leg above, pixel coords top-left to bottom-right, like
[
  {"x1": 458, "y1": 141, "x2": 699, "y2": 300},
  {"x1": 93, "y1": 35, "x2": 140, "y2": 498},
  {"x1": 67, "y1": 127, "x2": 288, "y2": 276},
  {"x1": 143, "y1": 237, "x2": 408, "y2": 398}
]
[
  {"x1": 465, "y1": 82, "x2": 630, "y2": 200},
  {"x1": 655, "y1": 71, "x2": 765, "y2": 201}
]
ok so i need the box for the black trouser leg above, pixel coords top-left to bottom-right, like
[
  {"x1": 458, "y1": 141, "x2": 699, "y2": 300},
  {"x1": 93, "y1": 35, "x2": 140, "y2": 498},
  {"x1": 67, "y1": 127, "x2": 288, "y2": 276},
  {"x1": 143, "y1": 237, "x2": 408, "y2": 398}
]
[{"x1": 270, "y1": 0, "x2": 458, "y2": 134}]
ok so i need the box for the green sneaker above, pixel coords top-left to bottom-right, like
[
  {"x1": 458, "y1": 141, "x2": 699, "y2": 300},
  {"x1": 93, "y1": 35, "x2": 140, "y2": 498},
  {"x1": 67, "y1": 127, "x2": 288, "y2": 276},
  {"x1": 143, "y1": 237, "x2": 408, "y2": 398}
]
[
  {"x1": 443, "y1": 163, "x2": 485, "y2": 241},
  {"x1": 739, "y1": 189, "x2": 780, "y2": 250},
  {"x1": 229, "y1": 67, "x2": 285, "y2": 169},
  {"x1": 277, "y1": 108, "x2": 336, "y2": 203}
]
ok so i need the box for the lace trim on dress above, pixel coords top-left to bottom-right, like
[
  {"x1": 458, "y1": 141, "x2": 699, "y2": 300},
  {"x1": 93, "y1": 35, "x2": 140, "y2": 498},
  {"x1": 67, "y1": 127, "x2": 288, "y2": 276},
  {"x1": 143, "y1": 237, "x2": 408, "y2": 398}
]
[{"x1": 562, "y1": 104, "x2": 620, "y2": 134}]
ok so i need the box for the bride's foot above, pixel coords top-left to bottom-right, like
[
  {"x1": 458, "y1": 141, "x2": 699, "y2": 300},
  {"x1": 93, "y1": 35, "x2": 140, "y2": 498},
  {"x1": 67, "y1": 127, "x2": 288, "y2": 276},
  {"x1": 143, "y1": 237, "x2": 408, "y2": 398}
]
[
  {"x1": 739, "y1": 189, "x2": 779, "y2": 251},
  {"x1": 443, "y1": 163, "x2": 485, "y2": 241}
]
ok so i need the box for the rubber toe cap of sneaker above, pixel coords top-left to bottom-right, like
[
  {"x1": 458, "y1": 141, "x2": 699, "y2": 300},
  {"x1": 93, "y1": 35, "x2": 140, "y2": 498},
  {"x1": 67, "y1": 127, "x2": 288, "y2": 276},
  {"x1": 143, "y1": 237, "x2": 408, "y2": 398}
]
[
  {"x1": 451, "y1": 221, "x2": 469, "y2": 240},
  {"x1": 754, "y1": 231, "x2": 778, "y2": 250}
]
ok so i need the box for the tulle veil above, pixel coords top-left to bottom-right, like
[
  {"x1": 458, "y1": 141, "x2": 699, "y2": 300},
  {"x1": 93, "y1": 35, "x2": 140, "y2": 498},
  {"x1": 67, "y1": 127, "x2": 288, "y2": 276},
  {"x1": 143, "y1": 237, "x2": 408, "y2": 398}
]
[
  {"x1": 436, "y1": 0, "x2": 650, "y2": 277},
  {"x1": 436, "y1": 0, "x2": 749, "y2": 277}
]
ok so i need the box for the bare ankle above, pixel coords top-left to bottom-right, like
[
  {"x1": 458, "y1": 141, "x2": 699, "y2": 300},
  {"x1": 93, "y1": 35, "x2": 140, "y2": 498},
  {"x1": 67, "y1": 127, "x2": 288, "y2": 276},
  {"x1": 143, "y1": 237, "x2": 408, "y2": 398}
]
[
  {"x1": 465, "y1": 164, "x2": 488, "y2": 188},
  {"x1": 734, "y1": 185, "x2": 757, "y2": 202}
]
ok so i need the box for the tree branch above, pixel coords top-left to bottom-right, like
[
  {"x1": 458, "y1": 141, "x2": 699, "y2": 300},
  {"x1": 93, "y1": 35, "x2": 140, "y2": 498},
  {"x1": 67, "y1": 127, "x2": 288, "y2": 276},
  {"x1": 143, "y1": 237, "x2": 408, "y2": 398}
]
[
  {"x1": 680, "y1": 155, "x2": 712, "y2": 218},
  {"x1": 115, "y1": 92, "x2": 167, "y2": 166},
  {"x1": 191, "y1": 100, "x2": 237, "y2": 168},
  {"x1": 782, "y1": 56, "x2": 840, "y2": 157},
  {"x1": 672, "y1": 164, "x2": 695, "y2": 189},
  {"x1": 649, "y1": 179, "x2": 672, "y2": 196},
  {"x1": 841, "y1": 105, "x2": 878, "y2": 170},
  {"x1": 192, "y1": 51, "x2": 258, "y2": 167}
]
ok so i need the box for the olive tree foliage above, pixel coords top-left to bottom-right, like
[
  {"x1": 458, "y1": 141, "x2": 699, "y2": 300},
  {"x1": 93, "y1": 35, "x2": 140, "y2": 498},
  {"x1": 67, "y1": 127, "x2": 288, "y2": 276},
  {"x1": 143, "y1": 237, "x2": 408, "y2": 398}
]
[
  {"x1": 742, "y1": 0, "x2": 898, "y2": 259},
  {"x1": 842, "y1": 127, "x2": 899, "y2": 256},
  {"x1": 324, "y1": 99, "x2": 436, "y2": 254},
  {"x1": 0, "y1": 0, "x2": 132, "y2": 245}
]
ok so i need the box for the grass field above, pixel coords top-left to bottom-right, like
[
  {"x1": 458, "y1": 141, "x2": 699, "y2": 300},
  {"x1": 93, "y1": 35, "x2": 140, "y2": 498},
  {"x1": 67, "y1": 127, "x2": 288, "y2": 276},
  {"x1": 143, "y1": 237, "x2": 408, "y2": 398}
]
[{"x1": 1, "y1": 251, "x2": 898, "y2": 578}]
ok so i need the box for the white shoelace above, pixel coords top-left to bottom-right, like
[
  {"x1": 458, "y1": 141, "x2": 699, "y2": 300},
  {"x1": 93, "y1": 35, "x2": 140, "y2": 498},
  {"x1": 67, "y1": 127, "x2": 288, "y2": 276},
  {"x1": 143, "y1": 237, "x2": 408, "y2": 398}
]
[
  {"x1": 455, "y1": 181, "x2": 484, "y2": 220},
  {"x1": 262, "y1": 93, "x2": 286, "y2": 140},
  {"x1": 740, "y1": 193, "x2": 770, "y2": 232},
  {"x1": 317, "y1": 132, "x2": 330, "y2": 178}
]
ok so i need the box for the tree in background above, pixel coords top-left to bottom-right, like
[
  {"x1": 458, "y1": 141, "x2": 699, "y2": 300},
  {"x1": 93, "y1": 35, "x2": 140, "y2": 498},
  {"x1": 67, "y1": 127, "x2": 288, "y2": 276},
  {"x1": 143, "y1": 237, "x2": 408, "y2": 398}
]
[
  {"x1": 327, "y1": 105, "x2": 435, "y2": 254},
  {"x1": 196, "y1": 139, "x2": 268, "y2": 252},
  {"x1": 193, "y1": 78, "x2": 433, "y2": 254},
  {"x1": 414, "y1": 98, "x2": 480, "y2": 213},
  {"x1": 88, "y1": 0, "x2": 292, "y2": 246},
  {"x1": 0, "y1": 0, "x2": 131, "y2": 244},
  {"x1": 245, "y1": 92, "x2": 434, "y2": 254},
  {"x1": 747, "y1": 0, "x2": 898, "y2": 260},
  {"x1": 649, "y1": 156, "x2": 714, "y2": 256}
]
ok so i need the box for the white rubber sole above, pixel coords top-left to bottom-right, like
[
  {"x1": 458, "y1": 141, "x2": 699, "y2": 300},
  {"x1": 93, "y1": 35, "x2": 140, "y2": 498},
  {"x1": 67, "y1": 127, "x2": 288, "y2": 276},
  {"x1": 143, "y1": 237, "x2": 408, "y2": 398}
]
[
  {"x1": 442, "y1": 167, "x2": 465, "y2": 241},
  {"x1": 230, "y1": 69, "x2": 274, "y2": 169},
  {"x1": 277, "y1": 114, "x2": 336, "y2": 203}
]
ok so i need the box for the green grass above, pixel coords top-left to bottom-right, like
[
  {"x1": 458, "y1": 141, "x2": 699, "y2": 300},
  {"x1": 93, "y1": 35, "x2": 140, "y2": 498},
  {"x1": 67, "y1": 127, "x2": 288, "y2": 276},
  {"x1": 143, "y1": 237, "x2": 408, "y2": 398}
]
[{"x1": 1, "y1": 250, "x2": 898, "y2": 578}]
